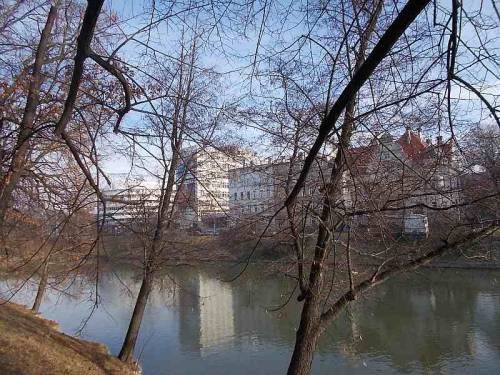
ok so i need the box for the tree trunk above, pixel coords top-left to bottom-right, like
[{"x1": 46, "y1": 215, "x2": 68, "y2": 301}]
[
  {"x1": 117, "y1": 138, "x2": 182, "y2": 363},
  {"x1": 118, "y1": 274, "x2": 153, "y2": 362},
  {"x1": 31, "y1": 260, "x2": 49, "y2": 313},
  {"x1": 0, "y1": 5, "x2": 57, "y2": 224},
  {"x1": 287, "y1": 210, "x2": 332, "y2": 374},
  {"x1": 287, "y1": 292, "x2": 322, "y2": 375},
  {"x1": 286, "y1": 1, "x2": 390, "y2": 373}
]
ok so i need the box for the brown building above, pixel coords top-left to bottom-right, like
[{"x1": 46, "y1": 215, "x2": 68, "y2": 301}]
[{"x1": 344, "y1": 128, "x2": 462, "y2": 236}]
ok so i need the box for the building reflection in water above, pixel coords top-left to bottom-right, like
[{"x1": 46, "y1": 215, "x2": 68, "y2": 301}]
[
  {"x1": 1, "y1": 266, "x2": 499, "y2": 373},
  {"x1": 327, "y1": 270, "x2": 500, "y2": 373},
  {"x1": 198, "y1": 274, "x2": 235, "y2": 355},
  {"x1": 178, "y1": 271, "x2": 235, "y2": 356}
]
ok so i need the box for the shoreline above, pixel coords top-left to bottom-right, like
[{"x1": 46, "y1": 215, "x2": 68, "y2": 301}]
[
  {"x1": 424, "y1": 260, "x2": 500, "y2": 270},
  {"x1": 0, "y1": 300, "x2": 140, "y2": 375},
  {"x1": 2, "y1": 258, "x2": 499, "y2": 282}
]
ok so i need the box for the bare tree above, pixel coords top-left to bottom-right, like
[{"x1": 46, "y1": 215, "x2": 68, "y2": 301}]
[
  {"x1": 114, "y1": 29, "x2": 227, "y2": 361},
  {"x1": 0, "y1": 0, "x2": 498, "y2": 373},
  {"x1": 268, "y1": 2, "x2": 500, "y2": 374},
  {"x1": 0, "y1": 4, "x2": 58, "y2": 224},
  {"x1": 222, "y1": 0, "x2": 499, "y2": 373}
]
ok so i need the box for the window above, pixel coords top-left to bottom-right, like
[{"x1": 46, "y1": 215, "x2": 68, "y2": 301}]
[
  {"x1": 240, "y1": 192, "x2": 244, "y2": 199},
  {"x1": 234, "y1": 192, "x2": 237, "y2": 201},
  {"x1": 247, "y1": 191, "x2": 250, "y2": 199}
]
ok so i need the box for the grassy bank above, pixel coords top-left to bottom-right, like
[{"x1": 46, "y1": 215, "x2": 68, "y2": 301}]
[{"x1": 0, "y1": 300, "x2": 138, "y2": 375}]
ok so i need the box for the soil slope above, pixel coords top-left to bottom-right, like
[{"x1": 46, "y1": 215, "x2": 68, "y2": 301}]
[{"x1": 0, "y1": 300, "x2": 138, "y2": 375}]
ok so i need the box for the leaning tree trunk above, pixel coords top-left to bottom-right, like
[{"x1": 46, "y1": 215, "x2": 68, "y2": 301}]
[
  {"x1": 31, "y1": 259, "x2": 49, "y2": 313},
  {"x1": 118, "y1": 143, "x2": 181, "y2": 362},
  {"x1": 118, "y1": 274, "x2": 153, "y2": 362},
  {"x1": 0, "y1": 5, "x2": 57, "y2": 224},
  {"x1": 287, "y1": 268, "x2": 325, "y2": 375},
  {"x1": 286, "y1": 0, "x2": 405, "y2": 372}
]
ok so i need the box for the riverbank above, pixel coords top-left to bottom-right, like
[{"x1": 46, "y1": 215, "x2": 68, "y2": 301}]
[
  {"x1": 426, "y1": 260, "x2": 500, "y2": 269},
  {"x1": 1, "y1": 230, "x2": 498, "y2": 280},
  {"x1": 0, "y1": 300, "x2": 139, "y2": 375},
  {"x1": 3, "y1": 267, "x2": 499, "y2": 375}
]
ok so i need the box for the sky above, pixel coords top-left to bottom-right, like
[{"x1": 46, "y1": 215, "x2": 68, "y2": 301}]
[
  {"x1": 95, "y1": 0, "x2": 500, "y2": 181},
  {"x1": 99, "y1": 0, "x2": 267, "y2": 178}
]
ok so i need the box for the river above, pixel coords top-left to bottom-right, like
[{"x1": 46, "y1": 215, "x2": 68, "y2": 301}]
[{"x1": 1, "y1": 266, "x2": 499, "y2": 374}]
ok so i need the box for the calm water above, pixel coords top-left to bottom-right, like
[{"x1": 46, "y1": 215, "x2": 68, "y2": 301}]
[{"x1": 1, "y1": 266, "x2": 499, "y2": 374}]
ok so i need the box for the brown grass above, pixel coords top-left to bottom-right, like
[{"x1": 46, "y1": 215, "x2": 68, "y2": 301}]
[{"x1": 0, "y1": 300, "x2": 139, "y2": 375}]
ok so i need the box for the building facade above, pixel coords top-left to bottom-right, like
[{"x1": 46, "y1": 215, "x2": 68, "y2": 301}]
[
  {"x1": 345, "y1": 128, "x2": 462, "y2": 235},
  {"x1": 228, "y1": 162, "x2": 276, "y2": 224},
  {"x1": 96, "y1": 173, "x2": 162, "y2": 224},
  {"x1": 176, "y1": 145, "x2": 256, "y2": 231},
  {"x1": 228, "y1": 156, "x2": 334, "y2": 231},
  {"x1": 98, "y1": 130, "x2": 463, "y2": 236}
]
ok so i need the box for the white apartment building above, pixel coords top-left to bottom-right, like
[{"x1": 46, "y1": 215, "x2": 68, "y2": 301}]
[
  {"x1": 176, "y1": 145, "x2": 256, "y2": 230},
  {"x1": 228, "y1": 157, "x2": 332, "y2": 230},
  {"x1": 228, "y1": 162, "x2": 277, "y2": 220},
  {"x1": 96, "y1": 173, "x2": 161, "y2": 224}
]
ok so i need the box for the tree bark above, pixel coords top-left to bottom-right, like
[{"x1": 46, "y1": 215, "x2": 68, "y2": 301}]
[
  {"x1": 287, "y1": 270, "x2": 324, "y2": 375},
  {"x1": 287, "y1": 1, "x2": 391, "y2": 373},
  {"x1": 54, "y1": 0, "x2": 104, "y2": 136},
  {"x1": 31, "y1": 260, "x2": 49, "y2": 313},
  {"x1": 118, "y1": 274, "x2": 153, "y2": 362},
  {"x1": 0, "y1": 5, "x2": 57, "y2": 224}
]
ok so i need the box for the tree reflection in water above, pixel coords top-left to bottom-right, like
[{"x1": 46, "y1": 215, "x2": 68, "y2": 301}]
[{"x1": 1, "y1": 267, "x2": 499, "y2": 374}]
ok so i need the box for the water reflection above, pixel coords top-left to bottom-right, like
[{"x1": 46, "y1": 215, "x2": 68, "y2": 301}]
[
  {"x1": 178, "y1": 273, "x2": 235, "y2": 356},
  {"x1": 1, "y1": 267, "x2": 499, "y2": 374},
  {"x1": 327, "y1": 271, "x2": 500, "y2": 373}
]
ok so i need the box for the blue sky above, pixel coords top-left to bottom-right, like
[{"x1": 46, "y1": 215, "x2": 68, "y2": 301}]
[{"x1": 96, "y1": 0, "x2": 500, "y2": 179}]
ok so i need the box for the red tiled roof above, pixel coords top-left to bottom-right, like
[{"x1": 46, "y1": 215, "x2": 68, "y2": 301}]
[
  {"x1": 396, "y1": 131, "x2": 427, "y2": 160},
  {"x1": 346, "y1": 131, "x2": 454, "y2": 175}
]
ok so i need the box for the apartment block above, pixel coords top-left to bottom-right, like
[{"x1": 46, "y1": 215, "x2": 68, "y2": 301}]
[
  {"x1": 96, "y1": 173, "x2": 161, "y2": 224},
  {"x1": 176, "y1": 145, "x2": 255, "y2": 231},
  {"x1": 228, "y1": 161, "x2": 276, "y2": 223},
  {"x1": 228, "y1": 156, "x2": 335, "y2": 231}
]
